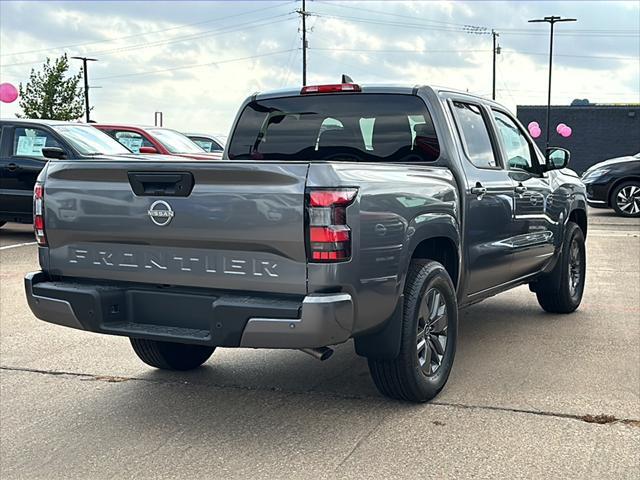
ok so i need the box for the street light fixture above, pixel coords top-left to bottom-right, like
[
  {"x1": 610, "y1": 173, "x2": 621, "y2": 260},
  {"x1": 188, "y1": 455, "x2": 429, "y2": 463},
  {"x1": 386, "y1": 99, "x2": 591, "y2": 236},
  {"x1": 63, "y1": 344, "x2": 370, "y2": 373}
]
[
  {"x1": 528, "y1": 16, "x2": 576, "y2": 149},
  {"x1": 71, "y1": 56, "x2": 98, "y2": 123}
]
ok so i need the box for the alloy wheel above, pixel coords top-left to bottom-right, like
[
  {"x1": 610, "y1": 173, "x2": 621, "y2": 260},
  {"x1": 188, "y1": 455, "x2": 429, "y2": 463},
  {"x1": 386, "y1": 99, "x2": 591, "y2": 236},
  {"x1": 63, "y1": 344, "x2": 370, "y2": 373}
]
[
  {"x1": 616, "y1": 185, "x2": 640, "y2": 215},
  {"x1": 416, "y1": 287, "x2": 448, "y2": 376}
]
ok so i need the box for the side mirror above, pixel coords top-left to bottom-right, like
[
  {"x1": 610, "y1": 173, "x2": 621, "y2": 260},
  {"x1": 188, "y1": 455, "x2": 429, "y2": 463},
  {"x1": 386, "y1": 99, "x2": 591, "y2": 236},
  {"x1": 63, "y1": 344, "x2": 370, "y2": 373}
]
[
  {"x1": 545, "y1": 147, "x2": 570, "y2": 171},
  {"x1": 139, "y1": 146, "x2": 157, "y2": 154},
  {"x1": 42, "y1": 147, "x2": 67, "y2": 160}
]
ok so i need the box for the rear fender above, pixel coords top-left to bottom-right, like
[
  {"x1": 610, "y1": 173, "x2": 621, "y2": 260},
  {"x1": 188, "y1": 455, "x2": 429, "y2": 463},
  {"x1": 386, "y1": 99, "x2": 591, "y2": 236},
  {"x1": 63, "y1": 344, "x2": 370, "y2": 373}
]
[{"x1": 355, "y1": 213, "x2": 460, "y2": 360}]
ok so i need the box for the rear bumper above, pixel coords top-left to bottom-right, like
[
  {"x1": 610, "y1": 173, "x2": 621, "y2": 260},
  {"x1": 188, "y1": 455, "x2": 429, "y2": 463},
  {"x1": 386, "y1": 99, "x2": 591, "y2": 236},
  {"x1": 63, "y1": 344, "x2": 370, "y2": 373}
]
[{"x1": 24, "y1": 271, "x2": 354, "y2": 349}]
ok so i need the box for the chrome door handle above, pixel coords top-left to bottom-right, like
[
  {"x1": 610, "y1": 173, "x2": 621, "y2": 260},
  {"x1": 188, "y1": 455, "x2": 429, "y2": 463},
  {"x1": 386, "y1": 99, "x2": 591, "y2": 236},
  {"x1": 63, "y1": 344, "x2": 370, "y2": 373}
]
[{"x1": 515, "y1": 185, "x2": 528, "y2": 194}]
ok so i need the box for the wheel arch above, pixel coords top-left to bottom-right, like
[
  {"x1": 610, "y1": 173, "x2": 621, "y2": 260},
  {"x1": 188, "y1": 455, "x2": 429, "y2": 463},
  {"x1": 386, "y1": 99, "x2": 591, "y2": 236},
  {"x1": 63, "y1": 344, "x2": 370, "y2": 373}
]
[
  {"x1": 568, "y1": 208, "x2": 588, "y2": 239},
  {"x1": 402, "y1": 213, "x2": 461, "y2": 291}
]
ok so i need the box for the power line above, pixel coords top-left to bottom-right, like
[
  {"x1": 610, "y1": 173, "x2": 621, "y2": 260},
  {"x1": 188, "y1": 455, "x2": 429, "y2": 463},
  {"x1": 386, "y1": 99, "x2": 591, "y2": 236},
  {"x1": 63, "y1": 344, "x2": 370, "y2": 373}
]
[
  {"x1": 314, "y1": 13, "x2": 474, "y2": 33},
  {"x1": 501, "y1": 50, "x2": 638, "y2": 60},
  {"x1": 310, "y1": 47, "x2": 490, "y2": 53},
  {"x1": 93, "y1": 49, "x2": 297, "y2": 81},
  {"x1": 0, "y1": 14, "x2": 296, "y2": 68},
  {"x1": 312, "y1": 0, "x2": 486, "y2": 29},
  {"x1": 0, "y1": 1, "x2": 296, "y2": 58},
  {"x1": 313, "y1": 3, "x2": 638, "y2": 37},
  {"x1": 310, "y1": 46, "x2": 634, "y2": 61}
]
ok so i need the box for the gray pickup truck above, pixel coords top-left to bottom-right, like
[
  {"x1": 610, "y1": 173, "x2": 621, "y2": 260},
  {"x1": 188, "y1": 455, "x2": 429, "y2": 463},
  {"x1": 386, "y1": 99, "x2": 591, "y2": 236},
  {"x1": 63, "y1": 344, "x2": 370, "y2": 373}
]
[{"x1": 25, "y1": 83, "x2": 587, "y2": 402}]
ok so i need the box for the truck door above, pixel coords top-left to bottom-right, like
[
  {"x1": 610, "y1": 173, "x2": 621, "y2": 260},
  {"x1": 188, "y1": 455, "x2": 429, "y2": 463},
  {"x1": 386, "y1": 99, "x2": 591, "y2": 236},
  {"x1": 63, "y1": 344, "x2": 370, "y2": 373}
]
[
  {"x1": 448, "y1": 99, "x2": 517, "y2": 297},
  {"x1": 489, "y1": 109, "x2": 556, "y2": 278},
  {"x1": 0, "y1": 125, "x2": 59, "y2": 220}
]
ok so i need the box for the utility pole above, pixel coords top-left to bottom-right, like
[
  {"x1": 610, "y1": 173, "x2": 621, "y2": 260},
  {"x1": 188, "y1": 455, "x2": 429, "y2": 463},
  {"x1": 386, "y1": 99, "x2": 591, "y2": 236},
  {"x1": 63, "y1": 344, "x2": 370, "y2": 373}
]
[
  {"x1": 71, "y1": 56, "x2": 98, "y2": 123},
  {"x1": 297, "y1": 0, "x2": 308, "y2": 85},
  {"x1": 492, "y1": 30, "x2": 500, "y2": 100},
  {"x1": 527, "y1": 16, "x2": 576, "y2": 149}
]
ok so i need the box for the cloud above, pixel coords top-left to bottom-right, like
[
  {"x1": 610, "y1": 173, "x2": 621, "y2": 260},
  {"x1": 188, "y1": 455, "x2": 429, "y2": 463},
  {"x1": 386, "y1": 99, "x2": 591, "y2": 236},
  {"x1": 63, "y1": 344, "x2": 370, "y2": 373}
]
[{"x1": 1, "y1": 0, "x2": 638, "y2": 133}]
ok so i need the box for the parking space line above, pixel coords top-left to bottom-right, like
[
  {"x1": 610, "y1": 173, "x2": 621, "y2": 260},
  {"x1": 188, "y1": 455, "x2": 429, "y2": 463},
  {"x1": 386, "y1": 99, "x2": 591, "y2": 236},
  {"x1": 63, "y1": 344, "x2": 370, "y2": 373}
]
[{"x1": 0, "y1": 241, "x2": 37, "y2": 251}]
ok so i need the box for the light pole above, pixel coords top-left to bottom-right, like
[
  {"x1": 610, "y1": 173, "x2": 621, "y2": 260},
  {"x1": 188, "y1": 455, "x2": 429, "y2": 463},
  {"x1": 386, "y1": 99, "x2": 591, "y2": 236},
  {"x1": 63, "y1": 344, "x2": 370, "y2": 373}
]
[
  {"x1": 71, "y1": 56, "x2": 98, "y2": 123},
  {"x1": 527, "y1": 16, "x2": 576, "y2": 149}
]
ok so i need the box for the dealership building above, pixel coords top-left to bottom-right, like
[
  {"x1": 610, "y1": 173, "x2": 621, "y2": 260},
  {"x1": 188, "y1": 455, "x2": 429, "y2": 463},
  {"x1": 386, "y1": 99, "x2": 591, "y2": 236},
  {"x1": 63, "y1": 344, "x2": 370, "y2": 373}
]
[{"x1": 516, "y1": 102, "x2": 640, "y2": 174}]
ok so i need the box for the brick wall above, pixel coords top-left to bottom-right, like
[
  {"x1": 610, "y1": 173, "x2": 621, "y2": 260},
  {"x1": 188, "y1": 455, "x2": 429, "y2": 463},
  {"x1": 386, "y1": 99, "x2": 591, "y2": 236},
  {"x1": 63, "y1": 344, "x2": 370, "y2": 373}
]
[{"x1": 516, "y1": 105, "x2": 640, "y2": 174}]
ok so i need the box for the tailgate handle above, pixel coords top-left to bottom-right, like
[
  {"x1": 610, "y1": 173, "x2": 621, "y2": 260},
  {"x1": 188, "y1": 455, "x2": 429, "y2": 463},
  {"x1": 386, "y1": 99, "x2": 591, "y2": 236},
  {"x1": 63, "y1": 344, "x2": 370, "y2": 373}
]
[{"x1": 128, "y1": 172, "x2": 194, "y2": 197}]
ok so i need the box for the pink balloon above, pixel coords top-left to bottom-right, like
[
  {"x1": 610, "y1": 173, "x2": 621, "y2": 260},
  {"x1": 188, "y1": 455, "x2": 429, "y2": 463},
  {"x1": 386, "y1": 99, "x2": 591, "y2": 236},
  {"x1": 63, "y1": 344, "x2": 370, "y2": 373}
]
[
  {"x1": 560, "y1": 126, "x2": 572, "y2": 138},
  {"x1": 556, "y1": 123, "x2": 567, "y2": 134},
  {"x1": 528, "y1": 121, "x2": 539, "y2": 130},
  {"x1": 0, "y1": 83, "x2": 18, "y2": 103},
  {"x1": 530, "y1": 126, "x2": 542, "y2": 139}
]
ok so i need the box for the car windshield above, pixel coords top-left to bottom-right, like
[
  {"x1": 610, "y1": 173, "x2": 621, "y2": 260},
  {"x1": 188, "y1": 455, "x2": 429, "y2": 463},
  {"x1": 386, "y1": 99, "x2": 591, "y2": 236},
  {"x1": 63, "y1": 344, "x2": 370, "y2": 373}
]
[
  {"x1": 228, "y1": 93, "x2": 440, "y2": 162},
  {"x1": 148, "y1": 128, "x2": 205, "y2": 154},
  {"x1": 52, "y1": 125, "x2": 131, "y2": 155}
]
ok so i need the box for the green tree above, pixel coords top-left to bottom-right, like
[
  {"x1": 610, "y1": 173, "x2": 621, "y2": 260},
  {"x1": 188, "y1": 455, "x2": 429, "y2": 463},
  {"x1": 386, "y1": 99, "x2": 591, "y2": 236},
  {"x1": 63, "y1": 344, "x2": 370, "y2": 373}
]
[{"x1": 17, "y1": 54, "x2": 85, "y2": 120}]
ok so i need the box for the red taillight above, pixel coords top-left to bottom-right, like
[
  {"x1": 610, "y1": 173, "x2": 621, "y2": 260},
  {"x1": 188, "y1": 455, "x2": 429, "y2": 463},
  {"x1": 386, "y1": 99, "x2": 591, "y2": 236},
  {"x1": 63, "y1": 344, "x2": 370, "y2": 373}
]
[
  {"x1": 306, "y1": 188, "x2": 357, "y2": 263},
  {"x1": 33, "y1": 182, "x2": 47, "y2": 246},
  {"x1": 300, "y1": 83, "x2": 361, "y2": 94},
  {"x1": 309, "y1": 189, "x2": 357, "y2": 207}
]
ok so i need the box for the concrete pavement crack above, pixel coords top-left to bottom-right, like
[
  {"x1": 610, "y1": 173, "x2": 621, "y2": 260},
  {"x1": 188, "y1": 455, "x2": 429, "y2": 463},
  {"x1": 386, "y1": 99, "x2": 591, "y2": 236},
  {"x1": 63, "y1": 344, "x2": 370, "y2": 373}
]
[
  {"x1": 334, "y1": 413, "x2": 389, "y2": 471},
  {"x1": 2, "y1": 365, "x2": 639, "y2": 427}
]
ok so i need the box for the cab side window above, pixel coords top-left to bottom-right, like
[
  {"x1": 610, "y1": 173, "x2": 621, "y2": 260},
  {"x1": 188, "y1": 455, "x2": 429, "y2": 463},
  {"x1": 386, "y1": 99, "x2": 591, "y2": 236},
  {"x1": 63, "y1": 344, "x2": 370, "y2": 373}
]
[
  {"x1": 107, "y1": 130, "x2": 153, "y2": 153},
  {"x1": 191, "y1": 137, "x2": 223, "y2": 152},
  {"x1": 450, "y1": 101, "x2": 498, "y2": 169},
  {"x1": 12, "y1": 127, "x2": 61, "y2": 158},
  {"x1": 492, "y1": 110, "x2": 536, "y2": 173}
]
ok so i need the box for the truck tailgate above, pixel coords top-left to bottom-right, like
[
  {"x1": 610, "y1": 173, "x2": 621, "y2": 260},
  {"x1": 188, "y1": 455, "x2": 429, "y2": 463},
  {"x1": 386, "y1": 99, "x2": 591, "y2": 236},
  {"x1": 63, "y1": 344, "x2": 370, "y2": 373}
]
[{"x1": 43, "y1": 160, "x2": 309, "y2": 295}]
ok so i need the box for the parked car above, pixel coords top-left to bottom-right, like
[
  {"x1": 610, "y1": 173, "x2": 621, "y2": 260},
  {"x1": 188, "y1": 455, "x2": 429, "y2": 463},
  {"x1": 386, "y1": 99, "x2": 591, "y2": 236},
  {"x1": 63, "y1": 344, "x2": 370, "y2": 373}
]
[
  {"x1": 184, "y1": 132, "x2": 226, "y2": 153},
  {"x1": 582, "y1": 152, "x2": 640, "y2": 217},
  {"x1": 25, "y1": 83, "x2": 588, "y2": 402},
  {"x1": 0, "y1": 119, "x2": 135, "y2": 226},
  {"x1": 94, "y1": 124, "x2": 222, "y2": 160}
]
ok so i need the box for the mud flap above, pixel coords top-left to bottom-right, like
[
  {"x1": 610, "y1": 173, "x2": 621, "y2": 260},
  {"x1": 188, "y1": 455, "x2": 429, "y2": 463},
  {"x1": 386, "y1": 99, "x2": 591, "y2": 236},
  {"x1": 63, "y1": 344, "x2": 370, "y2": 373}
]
[{"x1": 354, "y1": 295, "x2": 403, "y2": 360}]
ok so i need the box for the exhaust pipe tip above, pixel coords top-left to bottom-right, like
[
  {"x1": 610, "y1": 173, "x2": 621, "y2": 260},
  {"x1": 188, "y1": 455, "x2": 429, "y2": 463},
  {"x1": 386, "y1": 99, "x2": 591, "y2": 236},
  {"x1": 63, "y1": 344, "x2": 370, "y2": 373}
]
[{"x1": 300, "y1": 347, "x2": 334, "y2": 361}]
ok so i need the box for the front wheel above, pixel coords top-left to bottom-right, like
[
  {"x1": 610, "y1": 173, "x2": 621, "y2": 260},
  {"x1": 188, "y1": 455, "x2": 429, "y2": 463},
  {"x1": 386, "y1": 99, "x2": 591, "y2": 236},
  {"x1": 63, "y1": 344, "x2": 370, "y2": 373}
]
[
  {"x1": 368, "y1": 259, "x2": 458, "y2": 402},
  {"x1": 534, "y1": 222, "x2": 586, "y2": 313},
  {"x1": 130, "y1": 338, "x2": 215, "y2": 370},
  {"x1": 611, "y1": 181, "x2": 640, "y2": 217}
]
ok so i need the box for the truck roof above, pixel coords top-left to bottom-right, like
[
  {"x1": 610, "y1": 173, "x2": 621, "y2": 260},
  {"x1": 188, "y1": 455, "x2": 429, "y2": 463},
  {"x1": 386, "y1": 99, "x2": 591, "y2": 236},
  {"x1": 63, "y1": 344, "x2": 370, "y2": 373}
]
[{"x1": 253, "y1": 84, "x2": 496, "y2": 106}]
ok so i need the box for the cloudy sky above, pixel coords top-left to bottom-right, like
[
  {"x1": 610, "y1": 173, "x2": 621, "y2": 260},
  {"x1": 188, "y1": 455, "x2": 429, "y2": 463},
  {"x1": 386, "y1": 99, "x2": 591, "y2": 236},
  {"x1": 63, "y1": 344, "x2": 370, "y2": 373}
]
[{"x1": 1, "y1": 0, "x2": 638, "y2": 134}]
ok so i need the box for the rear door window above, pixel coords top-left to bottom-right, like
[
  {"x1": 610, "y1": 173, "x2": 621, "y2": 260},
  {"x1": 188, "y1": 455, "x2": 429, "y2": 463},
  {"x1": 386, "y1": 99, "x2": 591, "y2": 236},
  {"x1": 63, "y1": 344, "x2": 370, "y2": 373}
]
[
  {"x1": 228, "y1": 94, "x2": 440, "y2": 162},
  {"x1": 12, "y1": 127, "x2": 62, "y2": 158},
  {"x1": 450, "y1": 101, "x2": 498, "y2": 169}
]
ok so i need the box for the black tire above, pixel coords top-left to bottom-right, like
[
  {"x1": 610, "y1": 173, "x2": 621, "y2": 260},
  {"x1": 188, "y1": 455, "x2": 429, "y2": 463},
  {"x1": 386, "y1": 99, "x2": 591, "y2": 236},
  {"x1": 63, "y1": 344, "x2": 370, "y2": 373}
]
[
  {"x1": 610, "y1": 181, "x2": 640, "y2": 217},
  {"x1": 368, "y1": 260, "x2": 458, "y2": 402},
  {"x1": 535, "y1": 222, "x2": 586, "y2": 313},
  {"x1": 130, "y1": 338, "x2": 215, "y2": 370}
]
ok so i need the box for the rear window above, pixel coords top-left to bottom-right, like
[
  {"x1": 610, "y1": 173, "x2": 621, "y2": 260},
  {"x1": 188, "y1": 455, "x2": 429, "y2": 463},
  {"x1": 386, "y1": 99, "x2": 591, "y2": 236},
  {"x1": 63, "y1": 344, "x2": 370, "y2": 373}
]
[{"x1": 228, "y1": 94, "x2": 440, "y2": 162}]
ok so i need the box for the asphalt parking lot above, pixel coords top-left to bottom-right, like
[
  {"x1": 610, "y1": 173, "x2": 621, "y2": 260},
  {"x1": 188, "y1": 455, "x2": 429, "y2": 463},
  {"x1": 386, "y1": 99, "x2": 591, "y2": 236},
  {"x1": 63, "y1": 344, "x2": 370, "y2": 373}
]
[{"x1": 1, "y1": 209, "x2": 639, "y2": 479}]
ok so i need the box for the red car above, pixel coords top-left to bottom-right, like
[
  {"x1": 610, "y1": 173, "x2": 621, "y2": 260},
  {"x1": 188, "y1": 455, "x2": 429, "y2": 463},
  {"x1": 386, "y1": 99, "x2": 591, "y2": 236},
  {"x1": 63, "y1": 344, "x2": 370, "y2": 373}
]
[{"x1": 94, "y1": 124, "x2": 222, "y2": 160}]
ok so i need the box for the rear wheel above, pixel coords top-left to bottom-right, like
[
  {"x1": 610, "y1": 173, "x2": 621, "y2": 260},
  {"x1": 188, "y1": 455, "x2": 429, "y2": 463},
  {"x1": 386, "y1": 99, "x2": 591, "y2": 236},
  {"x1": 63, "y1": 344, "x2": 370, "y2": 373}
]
[
  {"x1": 130, "y1": 338, "x2": 215, "y2": 370},
  {"x1": 534, "y1": 222, "x2": 586, "y2": 313},
  {"x1": 368, "y1": 259, "x2": 458, "y2": 402},
  {"x1": 611, "y1": 181, "x2": 640, "y2": 217}
]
